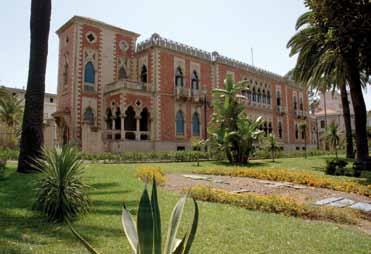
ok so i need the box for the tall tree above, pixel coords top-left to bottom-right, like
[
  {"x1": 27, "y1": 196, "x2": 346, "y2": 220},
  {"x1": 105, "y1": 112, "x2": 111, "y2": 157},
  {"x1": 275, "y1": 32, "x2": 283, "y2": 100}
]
[
  {"x1": 305, "y1": 0, "x2": 370, "y2": 169},
  {"x1": 17, "y1": 0, "x2": 52, "y2": 173},
  {"x1": 287, "y1": 9, "x2": 367, "y2": 163}
]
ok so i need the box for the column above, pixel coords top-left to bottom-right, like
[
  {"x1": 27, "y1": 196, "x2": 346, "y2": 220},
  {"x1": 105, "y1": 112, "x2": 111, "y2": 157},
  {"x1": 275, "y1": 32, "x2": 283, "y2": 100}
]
[
  {"x1": 136, "y1": 117, "x2": 140, "y2": 141},
  {"x1": 121, "y1": 115, "x2": 125, "y2": 140}
]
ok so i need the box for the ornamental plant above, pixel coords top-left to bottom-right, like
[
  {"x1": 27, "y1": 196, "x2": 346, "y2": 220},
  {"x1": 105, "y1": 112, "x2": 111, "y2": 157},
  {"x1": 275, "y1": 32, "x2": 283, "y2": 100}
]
[
  {"x1": 68, "y1": 179, "x2": 199, "y2": 254},
  {"x1": 208, "y1": 75, "x2": 264, "y2": 164},
  {"x1": 34, "y1": 146, "x2": 90, "y2": 222},
  {"x1": 136, "y1": 166, "x2": 166, "y2": 185}
]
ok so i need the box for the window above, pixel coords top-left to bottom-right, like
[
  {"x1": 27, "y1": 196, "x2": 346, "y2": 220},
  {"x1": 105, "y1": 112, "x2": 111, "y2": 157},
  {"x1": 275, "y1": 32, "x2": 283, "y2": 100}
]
[
  {"x1": 119, "y1": 66, "x2": 128, "y2": 80},
  {"x1": 257, "y1": 89, "x2": 261, "y2": 103},
  {"x1": 293, "y1": 96, "x2": 297, "y2": 110},
  {"x1": 263, "y1": 122, "x2": 268, "y2": 136},
  {"x1": 106, "y1": 108, "x2": 113, "y2": 130},
  {"x1": 115, "y1": 108, "x2": 121, "y2": 130},
  {"x1": 276, "y1": 91, "x2": 281, "y2": 106},
  {"x1": 191, "y1": 71, "x2": 199, "y2": 90},
  {"x1": 140, "y1": 108, "x2": 149, "y2": 132},
  {"x1": 50, "y1": 98, "x2": 54, "y2": 103},
  {"x1": 83, "y1": 107, "x2": 94, "y2": 125},
  {"x1": 177, "y1": 146, "x2": 185, "y2": 151},
  {"x1": 124, "y1": 106, "x2": 136, "y2": 131},
  {"x1": 252, "y1": 87, "x2": 256, "y2": 102},
  {"x1": 140, "y1": 65, "x2": 147, "y2": 83},
  {"x1": 268, "y1": 122, "x2": 272, "y2": 134},
  {"x1": 176, "y1": 110, "x2": 185, "y2": 136},
  {"x1": 299, "y1": 98, "x2": 303, "y2": 110},
  {"x1": 267, "y1": 91, "x2": 271, "y2": 104},
  {"x1": 192, "y1": 112, "x2": 200, "y2": 136},
  {"x1": 262, "y1": 90, "x2": 266, "y2": 104},
  {"x1": 84, "y1": 62, "x2": 95, "y2": 92},
  {"x1": 320, "y1": 120, "x2": 325, "y2": 129},
  {"x1": 301, "y1": 128, "x2": 305, "y2": 139},
  {"x1": 175, "y1": 67, "x2": 184, "y2": 87}
]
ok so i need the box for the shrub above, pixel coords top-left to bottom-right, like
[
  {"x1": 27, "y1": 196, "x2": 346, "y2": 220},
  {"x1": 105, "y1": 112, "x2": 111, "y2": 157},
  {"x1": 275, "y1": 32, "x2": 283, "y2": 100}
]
[
  {"x1": 68, "y1": 180, "x2": 199, "y2": 254},
  {"x1": 136, "y1": 166, "x2": 166, "y2": 185},
  {"x1": 190, "y1": 185, "x2": 359, "y2": 225},
  {"x1": 0, "y1": 159, "x2": 5, "y2": 179},
  {"x1": 193, "y1": 167, "x2": 371, "y2": 197},
  {"x1": 325, "y1": 158, "x2": 349, "y2": 175},
  {"x1": 34, "y1": 146, "x2": 90, "y2": 223}
]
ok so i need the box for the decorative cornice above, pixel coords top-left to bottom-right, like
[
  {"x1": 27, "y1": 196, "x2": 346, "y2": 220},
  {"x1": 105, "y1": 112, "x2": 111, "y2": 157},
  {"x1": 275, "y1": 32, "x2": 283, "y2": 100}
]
[{"x1": 137, "y1": 33, "x2": 298, "y2": 85}]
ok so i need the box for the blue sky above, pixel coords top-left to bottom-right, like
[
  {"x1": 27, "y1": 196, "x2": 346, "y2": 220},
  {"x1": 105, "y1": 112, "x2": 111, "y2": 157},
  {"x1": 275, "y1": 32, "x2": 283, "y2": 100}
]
[{"x1": 1, "y1": 0, "x2": 370, "y2": 109}]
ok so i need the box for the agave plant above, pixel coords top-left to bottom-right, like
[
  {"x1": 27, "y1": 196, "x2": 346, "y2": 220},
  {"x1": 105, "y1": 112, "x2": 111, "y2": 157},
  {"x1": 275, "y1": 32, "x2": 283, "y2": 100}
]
[
  {"x1": 34, "y1": 146, "x2": 90, "y2": 222},
  {"x1": 69, "y1": 179, "x2": 199, "y2": 254}
]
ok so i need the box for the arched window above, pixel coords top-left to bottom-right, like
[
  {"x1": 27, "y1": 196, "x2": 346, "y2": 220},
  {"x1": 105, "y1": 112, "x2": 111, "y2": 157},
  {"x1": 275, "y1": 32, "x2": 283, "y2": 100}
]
[
  {"x1": 293, "y1": 96, "x2": 297, "y2": 110},
  {"x1": 124, "y1": 106, "x2": 136, "y2": 140},
  {"x1": 119, "y1": 66, "x2": 128, "y2": 80},
  {"x1": 276, "y1": 91, "x2": 281, "y2": 106},
  {"x1": 268, "y1": 122, "x2": 272, "y2": 134},
  {"x1": 257, "y1": 89, "x2": 261, "y2": 103},
  {"x1": 115, "y1": 108, "x2": 121, "y2": 130},
  {"x1": 278, "y1": 122, "x2": 283, "y2": 138},
  {"x1": 191, "y1": 71, "x2": 199, "y2": 90},
  {"x1": 140, "y1": 108, "x2": 149, "y2": 132},
  {"x1": 267, "y1": 91, "x2": 271, "y2": 105},
  {"x1": 140, "y1": 65, "x2": 147, "y2": 83},
  {"x1": 299, "y1": 98, "x2": 303, "y2": 110},
  {"x1": 106, "y1": 108, "x2": 113, "y2": 130},
  {"x1": 252, "y1": 87, "x2": 256, "y2": 102},
  {"x1": 192, "y1": 112, "x2": 200, "y2": 136},
  {"x1": 84, "y1": 62, "x2": 95, "y2": 92},
  {"x1": 262, "y1": 90, "x2": 266, "y2": 104},
  {"x1": 247, "y1": 87, "x2": 252, "y2": 101},
  {"x1": 176, "y1": 110, "x2": 185, "y2": 136},
  {"x1": 175, "y1": 67, "x2": 184, "y2": 87},
  {"x1": 83, "y1": 107, "x2": 94, "y2": 125}
]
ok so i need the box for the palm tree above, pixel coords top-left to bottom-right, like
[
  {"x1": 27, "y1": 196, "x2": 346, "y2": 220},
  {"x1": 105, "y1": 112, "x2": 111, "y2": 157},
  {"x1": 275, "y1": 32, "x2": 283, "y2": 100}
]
[
  {"x1": 265, "y1": 133, "x2": 279, "y2": 162},
  {"x1": 0, "y1": 94, "x2": 23, "y2": 128},
  {"x1": 17, "y1": 0, "x2": 52, "y2": 173},
  {"x1": 287, "y1": 11, "x2": 357, "y2": 159},
  {"x1": 325, "y1": 123, "x2": 340, "y2": 159}
]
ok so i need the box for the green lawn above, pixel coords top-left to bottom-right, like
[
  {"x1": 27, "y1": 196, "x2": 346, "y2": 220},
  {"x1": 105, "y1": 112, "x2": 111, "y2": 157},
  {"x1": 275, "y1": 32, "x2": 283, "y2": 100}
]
[{"x1": 1, "y1": 158, "x2": 371, "y2": 254}]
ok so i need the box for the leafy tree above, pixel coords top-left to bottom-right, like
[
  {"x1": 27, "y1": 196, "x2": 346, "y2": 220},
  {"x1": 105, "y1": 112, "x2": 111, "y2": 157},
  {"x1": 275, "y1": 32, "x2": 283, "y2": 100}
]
[
  {"x1": 208, "y1": 75, "x2": 264, "y2": 164},
  {"x1": 325, "y1": 123, "x2": 340, "y2": 159},
  {"x1": 18, "y1": 0, "x2": 52, "y2": 173},
  {"x1": 304, "y1": 0, "x2": 370, "y2": 169}
]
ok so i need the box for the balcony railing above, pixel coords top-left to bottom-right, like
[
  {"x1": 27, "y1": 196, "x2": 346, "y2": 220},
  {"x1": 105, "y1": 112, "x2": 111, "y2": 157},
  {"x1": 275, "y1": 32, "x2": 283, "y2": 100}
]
[
  {"x1": 104, "y1": 79, "x2": 150, "y2": 94},
  {"x1": 104, "y1": 130, "x2": 150, "y2": 141}
]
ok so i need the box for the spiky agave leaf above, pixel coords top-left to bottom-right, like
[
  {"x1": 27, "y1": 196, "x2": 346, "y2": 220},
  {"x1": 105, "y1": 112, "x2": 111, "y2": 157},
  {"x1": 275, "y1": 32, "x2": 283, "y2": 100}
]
[
  {"x1": 137, "y1": 187, "x2": 154, "y2": 254},
  {"x1": 67, "y1": 219, "x2": 102, "y2": 254},
  {"x1": 183, "y1": 198, "x2": 199, "y2": 254},
  {"x1": 151, "y1": 179, "x2": 161, "y2": 254},
  {"x1": 164, "y1": 196, "x2": 187, "y2": 254},
  {"x1": 122, "y1": 203, "x2": 139, "y2": 253}
]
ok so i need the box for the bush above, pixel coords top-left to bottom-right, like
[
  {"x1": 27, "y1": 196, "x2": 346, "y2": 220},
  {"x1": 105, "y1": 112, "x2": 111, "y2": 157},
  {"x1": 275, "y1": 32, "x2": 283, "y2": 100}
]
[
  {"x1": 0, "y1": 159, "x2": 5, "y2": 179},
  {"x1": 69, "y1": 180, "x2": 199, "y2": 254},
  {"x1": 325, "y1": 158, "x2": 349, "y2": 175},
  {"x1": 0, "y1": 148, "x2": 19, "y2": 160},
  {"x1": 194, "y1": 167, "x2": 371, "y2": 197},
  {"x1": 190, "y1": 185, "x2": 359, "y2": 225},
  {"x1": 34, "y1": 146, "x2": 90, "y2": 223},
  {"x1": 136, "y1": 166, "x2": 166, "y2": 185}
]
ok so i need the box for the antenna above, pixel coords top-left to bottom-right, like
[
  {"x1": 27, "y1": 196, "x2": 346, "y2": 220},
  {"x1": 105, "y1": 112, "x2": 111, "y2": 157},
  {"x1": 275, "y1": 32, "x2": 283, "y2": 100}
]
[{"x1": 251, "y1": 48, "x2": 254, "y2": 66}]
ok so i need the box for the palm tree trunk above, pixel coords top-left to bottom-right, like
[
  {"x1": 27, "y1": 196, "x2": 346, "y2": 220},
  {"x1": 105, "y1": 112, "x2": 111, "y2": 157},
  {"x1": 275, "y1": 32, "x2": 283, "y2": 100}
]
[
  {"x1": 17, "y1": 0, "x2": 51, "y2": 173},
  {"x1": 346, "y1": 60, "x2": 369, "y2": 168},
  {"x1": 339, "y1": 80, "x2": 354, "y2": 159},
  {"x1": 323, "y1": 90, "x2": 328, "y2": 150}
]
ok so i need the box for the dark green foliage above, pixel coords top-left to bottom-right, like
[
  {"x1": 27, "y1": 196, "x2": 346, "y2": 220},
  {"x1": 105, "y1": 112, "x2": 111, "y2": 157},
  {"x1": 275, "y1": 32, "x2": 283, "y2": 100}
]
[
  {"x1": 325, "y1": 158, "x2": 349, "y2": 175},
  {"x1": 34, "y1": 146, "x2": 90, "y2": 222}
]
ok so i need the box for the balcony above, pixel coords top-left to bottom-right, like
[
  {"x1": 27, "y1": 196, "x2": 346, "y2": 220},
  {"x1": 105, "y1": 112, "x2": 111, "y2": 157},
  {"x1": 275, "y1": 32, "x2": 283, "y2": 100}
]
[
  {"x1": 276, "y1": 105, "x2": 286, "y2": 114},
  {"x1": 104, "y1": 79, "x2": 151, "y2": 94},
  {"x1": 174, "y1": 86, "x2": 190, "y2": 100}
]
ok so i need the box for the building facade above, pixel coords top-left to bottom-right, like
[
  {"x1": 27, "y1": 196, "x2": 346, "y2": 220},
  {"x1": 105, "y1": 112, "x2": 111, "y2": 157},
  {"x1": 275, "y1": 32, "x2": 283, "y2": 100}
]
[
  {"x1": 54, "y1": 16, "x2": 314, "y2": 153},
  {"x1": 313, "y1": 91, "x2": 355, "y2": 149},
  {"x1": 0, "y1": 86, "x2": 57, "y2": 148}
]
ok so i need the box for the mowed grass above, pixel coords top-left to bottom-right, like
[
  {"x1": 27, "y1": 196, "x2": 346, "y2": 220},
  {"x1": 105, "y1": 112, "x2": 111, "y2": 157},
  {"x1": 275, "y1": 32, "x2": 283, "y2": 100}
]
[{"x1": 1, "y1": 159, "x2": 371, "y2": 254}]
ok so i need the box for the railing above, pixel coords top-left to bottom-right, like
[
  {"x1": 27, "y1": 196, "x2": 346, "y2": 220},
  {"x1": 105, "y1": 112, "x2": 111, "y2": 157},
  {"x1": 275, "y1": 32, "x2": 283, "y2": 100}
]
[
  {"x1": 276, "y1": 105, "x2": 287, "y2": 114},
  {"x1": 105, "y1": 79, "x2": 150, "y2": 94},
  {"x1": 104, "y1": 130, "x2": 150, "y2": 141}
]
